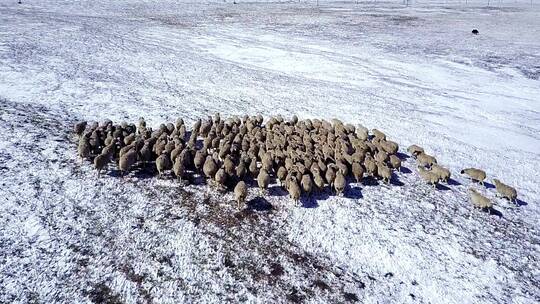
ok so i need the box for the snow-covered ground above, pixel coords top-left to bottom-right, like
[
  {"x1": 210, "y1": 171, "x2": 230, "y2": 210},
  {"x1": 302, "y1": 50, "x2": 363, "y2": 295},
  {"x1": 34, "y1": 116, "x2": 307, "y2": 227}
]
[{"x1": 1, "y1": 0, "x2": 539, "y2": 303}]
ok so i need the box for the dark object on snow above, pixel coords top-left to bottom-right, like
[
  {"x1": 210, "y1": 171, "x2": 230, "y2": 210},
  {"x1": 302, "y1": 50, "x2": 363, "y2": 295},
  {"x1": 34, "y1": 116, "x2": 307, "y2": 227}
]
[{"x1": 472, "y1": 29, "x2": 479, "y2": 35}]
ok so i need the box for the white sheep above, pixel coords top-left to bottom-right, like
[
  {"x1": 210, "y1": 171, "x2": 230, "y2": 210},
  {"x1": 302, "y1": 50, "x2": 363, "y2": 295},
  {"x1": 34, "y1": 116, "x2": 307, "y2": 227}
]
[
  {"x1": 334, "y1": 170, "x2": 346, "y2": 196},
  {"x1": 469, "y1": 188, "x2": 493, "y2": 211},
  {"x1": 94, "y1": 153, "x2": 109, "y2": 177},
  {"x1": 389, "y1": 155, "x2": 401, "y2": 172},
  {"x1": 461, "y1": 168, "x2": 486, "y2": 186},
  {"x1": 430, "y1": 164, "x2": 450, "y2": 183},
  {"x1": 257, "y1": 169, "x2": 270, "y2": 194},
  {"x1": 377, "y1": 162, "x2": 392, "y2": 184},
  {"x1": 288, "y1": 176, "x2": 301, "y2": 205},
  {"x1": 493, "y1": 179, "x2": 518, "y2": 203},
  {"x1": 156, "y1": 153, "x2": 171, "y2": 178},
  {"x1": 418, "y1": 166, "x2": 439, "y2": 188},
  {"x1": 416, "y1": 152, "x2": 437, "y2": 168},
  {"x1": 234, "y1": 181, "x2": 248, "y2": 208},
  {"x1": 407, "y1": 145, "x2": 424, "y2": 158}
]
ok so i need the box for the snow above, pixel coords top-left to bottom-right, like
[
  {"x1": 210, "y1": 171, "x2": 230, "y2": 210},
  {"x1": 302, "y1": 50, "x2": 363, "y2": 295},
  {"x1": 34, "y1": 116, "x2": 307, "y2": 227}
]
[{"x1": 0, "y1": 0, "x2": 539, "y2": 303}]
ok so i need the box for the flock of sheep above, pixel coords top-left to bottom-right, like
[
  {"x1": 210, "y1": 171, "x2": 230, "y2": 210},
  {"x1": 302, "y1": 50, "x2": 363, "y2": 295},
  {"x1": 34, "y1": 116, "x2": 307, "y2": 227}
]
[{"x1": 74, "y1": 114, "x2": 518, "y2": 211}]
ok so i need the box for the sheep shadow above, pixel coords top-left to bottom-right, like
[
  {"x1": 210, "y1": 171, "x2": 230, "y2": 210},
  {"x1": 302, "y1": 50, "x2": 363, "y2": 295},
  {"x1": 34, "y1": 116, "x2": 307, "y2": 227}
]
[
  {"x1": 133, "y1": 166, "x2": 160, "y2": 179},
  {"x1": 186, "y1": 172, "x2": 206, "y2": 185},
  {"x1": 435, "y1": 183, "x2": 451, "y2": 191},
  {"x1": 311, "y1": 189, "x2": 331, "y2": 202},
  {"x1": 268, "y1": 185, "x2": 288, "y2": 197},
  {"x1": 300, "y1": 196, "x2": 319, "y2": 208},
  {"x1": 106, "y1": 169, "x2": 124, "y2": 178},
  {"x1": 362, "y1": 176, "x2": 380, "y2": 187},
  {"x1": 483, "y1": 182, "x2": 496, "y2": 189},
  {"x1": 345, "y1": 185, "x2": 363, "y2": 199},
  {"x1": 447, "y1": 178, "x2": 461, "y2": 186},
  {"x1": 399, "y1": 167, "x2": 412, "y2": 174},
  {"x1": 246, "y1": 196, "x2": 273, "y2": 212},
  {"x1": 515, "y1": 199, "x2": 528, "y2": 207},
  {"x1": 396, "y1": 152, "x2": 410, "y2": 160},
  {"x1": 106, "y1": 166, "x2": 158, "y2": 179},
  {"x1": 389, "y1": 174, "x2": 404, "y2": 186},
  {"x1": 487, "y1": 207, "x2": 503, "y2": 218}
]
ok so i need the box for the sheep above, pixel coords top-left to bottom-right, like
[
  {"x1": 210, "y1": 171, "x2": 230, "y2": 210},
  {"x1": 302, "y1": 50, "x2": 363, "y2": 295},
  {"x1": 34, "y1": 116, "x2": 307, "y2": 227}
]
[
  {"x1": 380, "y1": 140, "x2": 399, "y2": 155},
  {"x1": 377, "y1": 162, "x2": 392, "y2": 184},
  {"x1": 101, "y1": 143, "x2": 116, "y2": 159},
  {"x1": 461, "y1": 168, "x2": 486, "y2": 186},
  {"x1": 363, "y1": 155, "x2": 377, "y2": 176},
  {"x1": 351, "y1": 151, "x2": 365, "y2": 164},
  {"x1": 372, "y1": 129, "x2": 386, "y2": 140},
  {"x1": 104, "y1": 134, "x2": 114, "y2": 147},
  {"x1": 389, "y1": 155, "x2": 401, "y2": 172},
  {"x1": 178, "y1": 149, "x2": 191, "y2": 169},
  {"x1": 375, "y1": 150, "x2": 389, "y2": 164},
  {"x1": 407, "y1": 145, "x2": 424, "y2": 158},
  {"x1": 277, "y1": 166, "x2": 288, "y2": 186},
  {"x1": 288, "y1": 176, "x2": 301, "y2": 205},
  {"x1": 356, "y1": 125, "x2": 369, "y2": 141},
  {"x1": 430, "y1": 164, "x2": 451, "y2": 183},
  {"x1": 156, "y1": 153, "x2": 171, "y2": 178},
  {"x1": 94, "y1": 153, "x2": 109, "y2": 177},
  {"x1": 493, "y1": 179, "x2": 518, "y2": 203},
  {"x1": 261, "y1": 152, "x2": 273, "y2": 172},
  {"x1": 351, "y1": 162, "x2": 364, "y2": 184},
  {"x1": 178, "y1": 124, "x2": 187, "y2": 140},
  {"x1": 223, "y1": 155, "x2": 235, "y2": 177},
  {"x1": 173, "y1": 157, "x2": 185, "y2": 181},
  {"x1": 317, "y1": 158, "x2": 327, "y2": 173},
  {"x1": 170, "y1": 146, "x2": 182, "y2": 163},
  {"x1": 119, "y1": 148, "x2": 137, "y2": 176},
  {"x1": 313, "y1": 171, "x2": 325, "y2": 191},
  {"x1": 257, "y1": 169, "x2": 270, "y2": 194},
  {"x1": 248, "y1": 157, "x2": 258, "y2": 177},
  {"x1": 203, "y1": 156, "x2": 218, "y2": 180},
  {"x1": 124, "y1": 133, "x2": 136, "y2": 146},
  {"x1": 138, "y1": 117, "x2": 146, "y2": 132},
  {"x1": 336, "y1": 160, "x2": 349, "y2": 177},
  {"x1": 334, "y1": 170, "x2": 346, "y2": 196},
  {"x1": 234, "y1": 181, "x2": 248, "y2": 208},
  {"x1": 418, "y1": 166, "x2": 439, "y2": 188},
  {"x1": 74, "y1": 121, "x2": 87, "y2": 136},
  {"x1": 325, "y1": 165, "x2": 337, "y2": 187},
  {"x1": 301, "y1": 174, "x2": 313, "y2": 196},
  {"x1": 77, "y1": 137, "x2": 91, "y2": 160},
  {"x1": 417, "y1": 152, "x2": 437, "y2": 168},
  {"x1": 234, "y1": 161, "x2": 246, "y2": 179},
  {"x1": 194, "y1": 150, "x2": 206, "y2": 172},
  {"x1": 469, "y1": 188, "x2": 492, "y2": 211},
  {"x1": 214, "y1": 168, "x2": 227, "y2": 189}
]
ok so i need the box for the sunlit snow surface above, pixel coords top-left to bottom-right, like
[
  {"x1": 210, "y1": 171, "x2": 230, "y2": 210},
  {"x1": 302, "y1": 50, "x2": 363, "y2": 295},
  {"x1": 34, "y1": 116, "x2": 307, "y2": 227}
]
[{"x1": 0, "y1": 1, "x2": 539, "y2": 303}]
